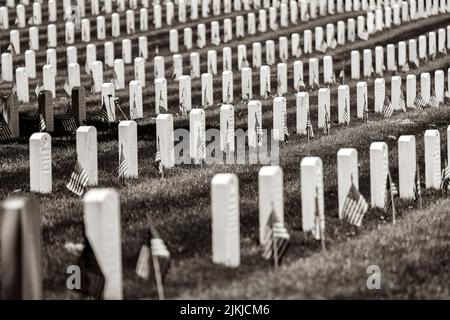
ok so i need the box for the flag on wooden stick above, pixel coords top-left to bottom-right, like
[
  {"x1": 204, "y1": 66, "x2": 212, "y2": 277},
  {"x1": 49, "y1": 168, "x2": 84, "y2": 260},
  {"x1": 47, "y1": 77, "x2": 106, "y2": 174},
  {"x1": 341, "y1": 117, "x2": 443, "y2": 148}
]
[
  {"x1": 383, "y1": 96, "x2": 393, "y2": 117},
  {"x1": 0, "y1": 112, "x2": 13, "y2": 142},
  {"x1": 341, "y1": 176, "x2": 369, "y2": 227},
  {"x1": 118, "y1": 144, "x2": 129, "y2": 179},
  {"x1": 306, "y1": 110, "x2": 314, "y2": 141},
  {"x1": 66, "y1": 160, "x2": 89, "y2": 196},
  {"x1": 414, "y1": 163, "x2": 422, "y2": 209},
  {"x1": 154, "y1": 136, "x2": 164, "y2": 176},
  {"x1": 136, "y1": 218, "x2": 171, "y2": 300},
  {"x1": 440, "y1": 160, "x2": 450, "y2": 193},
  {"x1": 384, "y1": 171, "x2": 398, "y2": 223},
  {"x1": 76, "y1": 234, "x2": 105, "y2": 299},
  {"x1": 262, "y1": 203, "x2": 290, "y2": 267}
]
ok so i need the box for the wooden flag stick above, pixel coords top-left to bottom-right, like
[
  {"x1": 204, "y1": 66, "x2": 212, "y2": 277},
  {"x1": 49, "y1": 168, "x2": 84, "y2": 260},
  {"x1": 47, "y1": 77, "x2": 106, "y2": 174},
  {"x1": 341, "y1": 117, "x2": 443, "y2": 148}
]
[
  {"x1": 115, "y1": 100, "x2": 129, "y2": 121},
  {"x1": 273, "y1": 237, "x2": 279, "y2": 270},
  {"x1": 152, "y1": 254, "x2": 165, "y2": 300},
  {"x1": 390, "y1": 172, "x2": 396, "y2": 225}
]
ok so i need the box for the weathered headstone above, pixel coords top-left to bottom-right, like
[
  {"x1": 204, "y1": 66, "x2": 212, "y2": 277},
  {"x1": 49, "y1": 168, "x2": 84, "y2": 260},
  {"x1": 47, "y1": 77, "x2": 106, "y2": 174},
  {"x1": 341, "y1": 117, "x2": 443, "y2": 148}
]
[
  {"x1": 134, "y1": 57, "x2": 146, "y2": 88},
  {"x1": 260, "y1": 65, "x2": 271, "y2": 98},
  {"x1": 15, "y1": 68, "x2": 29, "y2": 103},
  {"x1": 318, "y1": 88, "x2": 330, "y2": 128},
  {"x1": 351, "y1": 50, "x2": 360, "y2": 79},
  {"x1": 273, "y1": 97, "x2": 288, "y2": 142}
]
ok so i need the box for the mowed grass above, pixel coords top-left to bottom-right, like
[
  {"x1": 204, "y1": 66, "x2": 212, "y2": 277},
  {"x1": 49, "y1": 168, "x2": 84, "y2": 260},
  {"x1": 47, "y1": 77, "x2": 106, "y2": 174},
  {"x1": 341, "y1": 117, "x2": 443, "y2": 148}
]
[
  {"x1": 2, "y1": 103, "x2": 450, "y2": 299},
  {"x1": 1, "y1": 6, "x2": 450, "y2": 299}
]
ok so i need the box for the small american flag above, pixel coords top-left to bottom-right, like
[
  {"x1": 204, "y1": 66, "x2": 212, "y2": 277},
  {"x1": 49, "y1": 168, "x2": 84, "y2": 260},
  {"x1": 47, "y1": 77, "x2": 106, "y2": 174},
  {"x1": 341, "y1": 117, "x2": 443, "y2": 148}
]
[
  {"x1": 414, "y1": 164, "x2": 422, "y2": 208},
  {"x1": 39, "y1": 113, "x2": 47, "y2": 132},
  {"x1": 130, "y1": 93, "x2": 138, "y2": 120},
  {"x1": 223, "y1": 116, "x2": 234, "y2": 154},
  {"x1": 306, "y1": 110, "x2": 314, "y2": 141},
  {"x1": 76, "y1": 235, "x2": 105, "y2": 299},
  {"x1": 203, "y1": 85, "x2": 210, "y2": 108},
  {"x1": 297, "y1": 78, "x2": 306, "y2": 92},
  {"x1": 254, "y1": 112, "x2": 263, "y2": 148},
  {"x1": 262, "y1": 205, "x2": 290, "y2": 265},
  {"x1": 428, "y1": 94, "x2": 439, "y2": 108},
  {"x1": 282, "y1": 105, "x2": 289, "y2": 140},
  {"x1": 319, "y1": 40, "x2": 328, "y2": 53},
  {"x1": 64, "y1": 77, "x2": 71, "y2": 96},
  {"x1": 384, "y1": 172, "x2": 397, "y2": 217},
  {"x1": 154, "y1": 136, "x2": 164, "y2": 175},
  {"x1": 60, "y1": 114, "x2": 78, "y2": 133},
  {"x1": 264, "y1": 75, "x2": 271, "y2": 99},
  {"x1": 7, "y1": 43, "x2": 16, "y2": 56},
  {"x1": 158, "y1": 89, "x2": 168, "y2": 113},
  {"x1": 398, "y1": 91, "x2": 406, "y2": 112},
  {"x1": 359, "y1": 29, "x2": 369, "y2": 41},
  {"x1": 194, "y1": 126, "x2": 205, "y2": 165},
  {"x1": 342, "y1": 99, "x2": 350, "y2": 124},
  {"x1": 135, "y1": 220, "x2": 171, "y2": 298},
  {"x1": 383, "y1": 96, "x2": 393, "y2": 118},
  {"x1": 339, "y1": 69, "x2": 345, "y2": 84},
  {"x1": 118, "y1": 144, "x2": 129, "y2": 178},
  {"x1": 341, "y1": 180, "x2": 369, "y2": 227},
  {"x1": 66, "y1": 160, "x2": 89, "y2": 196},
  {"x1": 363, "y1": 94, "x2": 369, "y2": 122},
  {"x1": 0, "y1": 112, "x2": 13, "y2": 142},
  {"x1": 413, "y1": 93, "x2": 427, "y2": 110},
  {"x1": 99, "y1": 97, "x2": 109, "y2": 123},
  {"x1": 440, "y1": 160, "x2": 450, "y2": 192},
  {"x1": 323, "y1": 107, "x2": 330, "y2": 135}
]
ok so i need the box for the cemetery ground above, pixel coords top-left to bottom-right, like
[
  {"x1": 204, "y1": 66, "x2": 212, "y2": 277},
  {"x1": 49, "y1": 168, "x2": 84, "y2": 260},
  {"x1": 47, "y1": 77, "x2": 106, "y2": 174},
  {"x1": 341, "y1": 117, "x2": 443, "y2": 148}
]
[
  {"x1": 2, "y1": 104, "x2": 450, "y2": 299},
  {"x1": 2, "y1": 3, "x2": 450, "y2": 300}
]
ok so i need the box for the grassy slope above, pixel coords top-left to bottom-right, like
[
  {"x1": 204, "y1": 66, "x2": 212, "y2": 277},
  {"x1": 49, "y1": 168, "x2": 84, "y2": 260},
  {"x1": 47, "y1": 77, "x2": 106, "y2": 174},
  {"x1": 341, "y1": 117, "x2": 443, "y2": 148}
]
[
  {"x1": 184, "y1": 196, "x2": 450, "y2": 299},
  {"x1": 1, "y1": 6, "x2": 450, "y2": 299}
]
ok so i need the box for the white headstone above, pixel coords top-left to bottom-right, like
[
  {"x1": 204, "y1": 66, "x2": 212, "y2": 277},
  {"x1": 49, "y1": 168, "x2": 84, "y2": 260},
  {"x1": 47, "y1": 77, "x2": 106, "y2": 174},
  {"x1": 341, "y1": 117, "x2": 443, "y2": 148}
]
[
  {"x1": 129, "y1": 81, "x2": 143, "y2": 119},
  {"x1": 118, "y1": 121, "x2": 138, "y2": 178},
  {"x1": 398, "y1": 135, "x2": 416, "y2": 199},
  {"x1": 211, "y1": 174, "x2": 240, "y2": 267},
  {"x1": 189, "y1": 109, "x2": 206, "y2": 164},
  {"x1": 337, "y1": 148, "x2": 359, "y2": 219},
  {"x1": 29, "y1": 133, "x2": 52, "y2": 193},
  {"x1": 296, "y1": 92, "x2": 309, "y2": 134},
  {"x1": 76, "y1": 126, "x2": 98, "y2": 186},
  {"x1": 300, "y1": 157, "x2": 325, "y2": 239},
  {"x1": 156, "y1": 114, "x2": 175, "y2": 168},
  {"x1": 424, "y1": 130, "x2": 441, "y2": 189},
  {"x1": 258, "y1": 166, "x2": 284, "y2": 243},
  {"x1": 155, "y1": 78, "x2": 168, "y2": 115},
  {"x1": 370, "y1": 142, "x2": 389, "y2": 208},
  {"x1": 83, "y1": 189, "x2": 123, "y2": 300}
]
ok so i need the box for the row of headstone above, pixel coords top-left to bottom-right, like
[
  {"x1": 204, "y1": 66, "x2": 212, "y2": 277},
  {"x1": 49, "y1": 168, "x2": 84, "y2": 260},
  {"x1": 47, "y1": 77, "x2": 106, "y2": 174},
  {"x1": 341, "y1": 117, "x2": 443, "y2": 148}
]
[
  {"x1": 29, "y1": 121, "x2": 138, "y2": 193},
  {"x1": 211, "y1": 123, "x2": 450, "y2": 266},
  {"x1": 351, "y1": 27, "x2": 450, "y2": 80}
]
